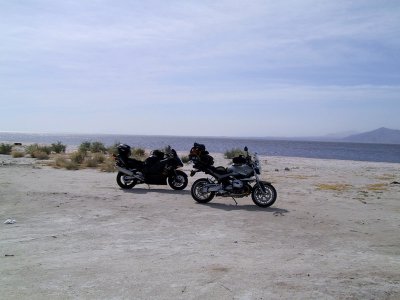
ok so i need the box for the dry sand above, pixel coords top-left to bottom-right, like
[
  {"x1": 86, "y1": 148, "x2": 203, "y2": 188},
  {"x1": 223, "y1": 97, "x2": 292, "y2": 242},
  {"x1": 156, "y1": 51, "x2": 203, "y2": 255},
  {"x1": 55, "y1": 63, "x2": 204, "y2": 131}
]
[{"x1": 1, "y1": 153, "x2": 399, "y2": 299}]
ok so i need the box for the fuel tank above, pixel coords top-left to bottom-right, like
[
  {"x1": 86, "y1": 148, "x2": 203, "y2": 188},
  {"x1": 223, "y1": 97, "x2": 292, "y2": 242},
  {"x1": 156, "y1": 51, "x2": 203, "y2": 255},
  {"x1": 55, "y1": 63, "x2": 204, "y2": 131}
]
[{"x1": 227, "y1": 164, "x2": 253, "y2": 177}]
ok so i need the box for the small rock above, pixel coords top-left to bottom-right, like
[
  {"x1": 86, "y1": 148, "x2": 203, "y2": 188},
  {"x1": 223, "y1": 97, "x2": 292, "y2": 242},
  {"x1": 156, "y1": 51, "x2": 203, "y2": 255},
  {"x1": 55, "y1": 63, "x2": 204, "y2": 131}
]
[
  {"x1": 275, "y1": 169, "x2": 279, "y2": 172},
  {"x1": 284, "y1": 167, "x2": 290, "y2": 171},
  {"x1": 4, "y1": 219, "x2": 16, "y2": 224}
]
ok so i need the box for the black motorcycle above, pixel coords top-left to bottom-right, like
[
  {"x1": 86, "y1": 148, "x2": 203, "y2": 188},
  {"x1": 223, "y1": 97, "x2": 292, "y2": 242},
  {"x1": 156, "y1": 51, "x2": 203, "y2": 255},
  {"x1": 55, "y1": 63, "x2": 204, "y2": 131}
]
[
  {"x1": 114, "y1": 144, "x2": 188, "y2": 190},
  {"x1": 188, "y1": 143, "x2": 277, "y2": 207}
]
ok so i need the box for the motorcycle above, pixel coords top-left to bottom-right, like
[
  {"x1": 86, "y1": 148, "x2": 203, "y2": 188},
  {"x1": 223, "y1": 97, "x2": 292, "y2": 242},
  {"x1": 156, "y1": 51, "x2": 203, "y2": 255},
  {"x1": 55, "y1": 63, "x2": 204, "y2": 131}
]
[
  {"x1": 114, "y1": 144, "x2": 188, "y2": 190},
  {"x1": 188, "y1": 143, "x2": 277, "y2": 207}
]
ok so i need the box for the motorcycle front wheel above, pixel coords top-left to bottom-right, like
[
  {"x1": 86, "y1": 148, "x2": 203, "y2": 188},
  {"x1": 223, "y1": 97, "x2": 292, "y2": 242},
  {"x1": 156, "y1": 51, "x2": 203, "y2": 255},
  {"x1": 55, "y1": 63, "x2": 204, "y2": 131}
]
[
  {"x1": 251, "y1": 182, "x2": 277, "y2": 207},
  {"x1": 191, "y1": 178, "x2": 215, "y2": 203},
  {"x1": 168, "y1": 170, "x2": 188, "y2": 190},
  {"x1": 116, "y1": 172, "x2": 137, "y2": 189}
]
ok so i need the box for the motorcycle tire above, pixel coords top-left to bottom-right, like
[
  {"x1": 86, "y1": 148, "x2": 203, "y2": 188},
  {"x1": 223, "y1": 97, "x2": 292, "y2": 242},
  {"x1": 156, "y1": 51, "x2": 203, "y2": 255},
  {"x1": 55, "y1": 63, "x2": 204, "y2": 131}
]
[
  {"x1": 168, "y1": 170, "x2": 188, "y2": 190},
  {"x1": 251, "y1": 182, "x2": 277, "y2": 207},
  {"x1": 191, "y1": 178, "x2": 215, "y2": 203},
  {"x1": 116, "y1": 172, "x2": 137, "y2": 189}
]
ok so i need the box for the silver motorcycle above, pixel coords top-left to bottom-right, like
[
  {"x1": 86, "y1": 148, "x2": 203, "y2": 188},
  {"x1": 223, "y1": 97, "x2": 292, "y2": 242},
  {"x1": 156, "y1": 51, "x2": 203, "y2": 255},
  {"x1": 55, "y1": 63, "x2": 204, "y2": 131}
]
[{"x1": 189, "y1": 144, "x2": 277, "y2": 207}]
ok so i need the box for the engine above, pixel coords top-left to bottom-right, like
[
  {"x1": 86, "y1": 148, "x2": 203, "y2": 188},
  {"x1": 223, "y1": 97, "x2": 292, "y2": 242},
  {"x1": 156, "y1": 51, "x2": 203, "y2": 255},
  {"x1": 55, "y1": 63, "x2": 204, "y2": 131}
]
[
  {"x1": 225, "y1": 179, "x2": 243, "y2": 191},
  {"x1": 221, "y1": 179, "x2": 251, "y2": 197}
]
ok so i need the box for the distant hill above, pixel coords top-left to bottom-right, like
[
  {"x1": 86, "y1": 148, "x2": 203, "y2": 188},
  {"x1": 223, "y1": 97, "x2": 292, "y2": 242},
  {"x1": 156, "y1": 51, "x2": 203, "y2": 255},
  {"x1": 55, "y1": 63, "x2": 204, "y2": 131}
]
[{"x1": 342, "y1": 127, "x2": 400, "y2": 144}]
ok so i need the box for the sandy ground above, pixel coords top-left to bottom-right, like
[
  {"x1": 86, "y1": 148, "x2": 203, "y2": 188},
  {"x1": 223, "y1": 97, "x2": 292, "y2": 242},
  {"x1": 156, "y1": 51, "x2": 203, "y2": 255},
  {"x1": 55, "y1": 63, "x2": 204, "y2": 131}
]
[{"x1": 1, "y1": 153, "x2": 399, "y2": 299}]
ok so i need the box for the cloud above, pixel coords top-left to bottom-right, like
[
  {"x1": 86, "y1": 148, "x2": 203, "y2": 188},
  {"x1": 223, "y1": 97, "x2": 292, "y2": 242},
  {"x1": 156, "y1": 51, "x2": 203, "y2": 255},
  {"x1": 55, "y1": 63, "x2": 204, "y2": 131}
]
[{"x1": 1, "y1": 1, "x2": 400, "y2": 135}]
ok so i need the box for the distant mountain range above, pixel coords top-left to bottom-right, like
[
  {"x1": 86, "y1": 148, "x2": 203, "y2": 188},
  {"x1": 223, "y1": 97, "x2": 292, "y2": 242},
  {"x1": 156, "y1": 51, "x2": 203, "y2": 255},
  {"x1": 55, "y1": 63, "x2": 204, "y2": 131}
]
[
  {"x1": 262, "y1": 127, "x2": 400, "y2": 144},
  {"x1": 340, "y1": 127, "x2": 400, "y2": 144}
]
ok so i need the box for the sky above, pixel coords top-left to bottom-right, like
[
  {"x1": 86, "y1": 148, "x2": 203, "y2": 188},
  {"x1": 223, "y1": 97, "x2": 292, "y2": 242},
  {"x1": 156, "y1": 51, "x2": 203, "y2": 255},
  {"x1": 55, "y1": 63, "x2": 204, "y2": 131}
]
[{"x1": 1, "y1": 0, "x2": 399, "y2": 137}]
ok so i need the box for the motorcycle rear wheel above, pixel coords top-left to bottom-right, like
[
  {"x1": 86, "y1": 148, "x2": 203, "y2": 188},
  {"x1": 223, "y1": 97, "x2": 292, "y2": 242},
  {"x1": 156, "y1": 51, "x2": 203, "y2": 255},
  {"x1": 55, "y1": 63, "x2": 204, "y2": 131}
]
[
  {"x1": 168, "y1": 170, "x2": 188, "y2": 190},
  {"x1": 116, "y1": 172, "x2": 137, "y2": 189},
  {"x1": 191, "y1": 178, "x2": 215, "y2": 203},
  {"x1": 251, "y1": 182, "x2": 277, "y2": 207}
]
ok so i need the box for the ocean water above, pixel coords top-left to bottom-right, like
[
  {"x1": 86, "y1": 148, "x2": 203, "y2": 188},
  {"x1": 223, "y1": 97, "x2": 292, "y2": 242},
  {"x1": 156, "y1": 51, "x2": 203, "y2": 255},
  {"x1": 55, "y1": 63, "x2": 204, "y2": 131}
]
[{"x1": 1, "y1": 132, "x2": 400, "y2": 163}]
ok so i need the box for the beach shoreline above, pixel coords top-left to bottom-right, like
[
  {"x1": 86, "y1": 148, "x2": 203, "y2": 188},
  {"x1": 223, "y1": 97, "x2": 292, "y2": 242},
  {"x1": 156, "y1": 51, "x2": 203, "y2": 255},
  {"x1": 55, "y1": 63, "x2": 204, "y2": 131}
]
[{"x1": 1, "y1": 153, "x2": 399, "y2": 299}]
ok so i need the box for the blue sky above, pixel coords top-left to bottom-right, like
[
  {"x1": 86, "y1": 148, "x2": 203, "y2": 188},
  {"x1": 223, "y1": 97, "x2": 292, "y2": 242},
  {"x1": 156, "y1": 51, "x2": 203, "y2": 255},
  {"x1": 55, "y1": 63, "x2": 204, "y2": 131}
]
[{"x1": 1, "y1": 0, "x2": 399, "y2": 137}]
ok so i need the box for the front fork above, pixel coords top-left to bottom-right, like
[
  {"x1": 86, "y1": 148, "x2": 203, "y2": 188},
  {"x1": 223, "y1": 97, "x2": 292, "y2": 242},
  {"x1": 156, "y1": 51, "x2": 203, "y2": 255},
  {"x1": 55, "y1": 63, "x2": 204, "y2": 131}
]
[{"x1": 254, "y1": 172, "x2": 268, "y2": 194}]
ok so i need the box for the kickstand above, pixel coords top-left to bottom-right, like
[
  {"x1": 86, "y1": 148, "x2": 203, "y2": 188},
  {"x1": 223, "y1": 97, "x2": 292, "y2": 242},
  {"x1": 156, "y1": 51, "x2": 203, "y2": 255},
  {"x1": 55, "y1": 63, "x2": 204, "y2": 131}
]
[{"x1": 231, "y1": 197, "x2": 238, "y2": 205}]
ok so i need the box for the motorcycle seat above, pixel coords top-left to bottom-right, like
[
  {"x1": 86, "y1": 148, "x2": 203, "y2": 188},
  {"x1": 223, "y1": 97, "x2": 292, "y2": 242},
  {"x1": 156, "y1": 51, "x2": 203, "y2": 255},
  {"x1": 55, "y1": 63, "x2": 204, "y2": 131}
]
[
  {"x1": 124, "y1": 157, "x2": 144, "y2": 169},
  {"x1": 212, "y1": 166, "x2": 229, "y2": 175}
]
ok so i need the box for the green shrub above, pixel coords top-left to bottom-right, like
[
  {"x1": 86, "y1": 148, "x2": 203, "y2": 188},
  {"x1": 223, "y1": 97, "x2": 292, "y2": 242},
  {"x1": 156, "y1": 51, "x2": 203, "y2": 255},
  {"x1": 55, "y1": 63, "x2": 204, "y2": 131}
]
[
  {"x1": 224, "y1": 148, "x2": 246, "y2": 159},
  {"x1": 26, "y1": 144, "x2": 52, "y2": 156},
  {"x1": 78, "y1": 141, "x2": 107, "y2": 154},
  {"x1": 90, "y1": 141, "x2": 107, "y2": 153},
  {"x1": 0, "y1": 143, "x2": 13, "y2": 155},
  {"x1": 181, "y1": 155, "x2": 190, "y2": 164},
  {"x1": 51, "y1": 141, "x2": 66, "y2": 153},
  {"x1": 78, "y1": 141, "x2": 91, "y2": 154},
  {"x1": 11, "y1": 150, "x2": 25, "y2": 158},
  {"x1": 132, "y1": 147, "x2": 146, "y2": 157}
]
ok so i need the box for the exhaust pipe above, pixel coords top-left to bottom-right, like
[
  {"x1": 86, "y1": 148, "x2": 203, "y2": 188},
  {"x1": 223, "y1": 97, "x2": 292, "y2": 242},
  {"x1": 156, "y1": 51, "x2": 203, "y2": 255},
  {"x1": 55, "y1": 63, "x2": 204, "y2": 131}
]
[
  {"x1": 116, "y1": 166, "x2": 134, "y2": 176},
  {"x1": 201, "y1": 184, "x2": 222, "y2": 193}
]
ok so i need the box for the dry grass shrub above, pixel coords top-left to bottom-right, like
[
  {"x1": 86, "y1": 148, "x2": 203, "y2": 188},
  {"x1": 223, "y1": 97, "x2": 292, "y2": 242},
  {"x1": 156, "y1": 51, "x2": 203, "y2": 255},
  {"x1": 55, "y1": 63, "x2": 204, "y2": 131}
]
[
  {"x1": 286, "y1": 174, "x2": 318, "y2": 180},
  {"x1": 365, "y1": 183, "x2": 388, "y2": 191},
  {"x1": 11, "y1": 150, "x2": 25, "y2": 158},
  {"x1": 99, "y1": 156, "x2": 116, "y2": 172},
  {"x1": 93, "y1": 153, "x2": 105, "y2": 163},
  {"x1": 70, "y1": 152, "x2": 85, "y2": 164},
  {"x1": 48, "y1": 151, "x2": 115, "y2": 172},
  {"x1": 375, "y1": 174, "x2": 396, "y2": 181},
  {"x1": 84, "y1": 158, "x2": 99, "y2": 168},
  {"x1": 316, "y1": 183, "x2": 353, "y2": 191},
  {"x1": 65, "y1": 161, "x2": 79, "y2": 170},
  {"x1": 32, "y1": 150, "x2": 49, "y2": 160},
  {"x1": 54, "y1": 156, "x2": 67, "y2": 168},
  {"x1": 83, "y1": 153, "x2": 106, "y2": 168},
  {"x1": 52, "y1": 156, "x2": 79, "y2": 170}
]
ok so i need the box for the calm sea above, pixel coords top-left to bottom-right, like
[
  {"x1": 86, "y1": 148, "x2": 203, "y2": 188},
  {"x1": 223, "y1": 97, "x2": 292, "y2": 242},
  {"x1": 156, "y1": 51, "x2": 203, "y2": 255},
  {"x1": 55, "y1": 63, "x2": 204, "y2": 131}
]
[{"x1": 1, "y1": 132, "x2": 399, "y2": 163}]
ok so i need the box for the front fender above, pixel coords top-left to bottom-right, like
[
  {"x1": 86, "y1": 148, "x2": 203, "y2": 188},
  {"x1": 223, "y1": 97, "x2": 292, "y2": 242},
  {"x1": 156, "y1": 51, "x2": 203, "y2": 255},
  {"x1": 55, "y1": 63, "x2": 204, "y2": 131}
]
[
  {"x1": 174, "y1": 169, "x2": 188, "y2": 178},
  {"x1": 260, "y1": 180, "x2": 272, "y2": 185}
]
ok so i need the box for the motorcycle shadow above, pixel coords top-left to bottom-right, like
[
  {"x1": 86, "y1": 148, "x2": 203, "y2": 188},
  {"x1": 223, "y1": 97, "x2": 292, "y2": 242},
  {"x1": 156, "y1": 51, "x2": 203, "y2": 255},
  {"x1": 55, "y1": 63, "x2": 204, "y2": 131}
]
[
  {"x1": 201, "y1": 202, "x2": 289, "y2": 214},
  {"x1": 121, "y1": 187, "x2": 191, "y2": 196}
]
